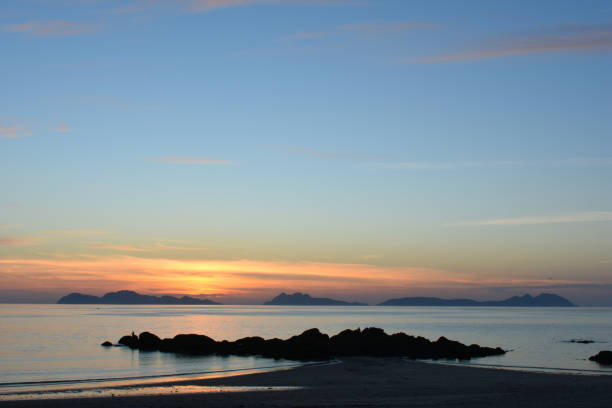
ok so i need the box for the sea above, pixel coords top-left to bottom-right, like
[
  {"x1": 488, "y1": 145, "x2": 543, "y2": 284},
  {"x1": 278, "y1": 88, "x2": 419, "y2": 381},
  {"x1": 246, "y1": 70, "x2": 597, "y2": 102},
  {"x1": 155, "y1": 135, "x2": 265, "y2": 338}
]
[{"x1": 1, "y1": 304, "x2": 611, "y2": 394}]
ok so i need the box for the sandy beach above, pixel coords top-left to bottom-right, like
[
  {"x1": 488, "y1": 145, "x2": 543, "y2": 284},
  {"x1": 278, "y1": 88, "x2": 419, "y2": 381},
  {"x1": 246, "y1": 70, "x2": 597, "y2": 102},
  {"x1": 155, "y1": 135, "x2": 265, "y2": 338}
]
[{"x1": 2, "y1": 358, "x2": 611, "y2": 408}]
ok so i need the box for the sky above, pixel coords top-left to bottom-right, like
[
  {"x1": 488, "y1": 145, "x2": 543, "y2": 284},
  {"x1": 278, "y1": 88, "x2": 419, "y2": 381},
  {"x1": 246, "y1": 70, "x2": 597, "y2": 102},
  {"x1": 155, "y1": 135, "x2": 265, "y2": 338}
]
[{"x1": 1, "y1": 0, "x2": 611, "y2": 305}]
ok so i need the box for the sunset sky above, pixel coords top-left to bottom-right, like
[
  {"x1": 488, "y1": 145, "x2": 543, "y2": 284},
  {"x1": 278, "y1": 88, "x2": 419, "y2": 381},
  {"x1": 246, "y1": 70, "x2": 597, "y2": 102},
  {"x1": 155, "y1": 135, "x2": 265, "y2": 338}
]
[{"x1": 1, "y1": 0, "x2": 611, "y2": 305}]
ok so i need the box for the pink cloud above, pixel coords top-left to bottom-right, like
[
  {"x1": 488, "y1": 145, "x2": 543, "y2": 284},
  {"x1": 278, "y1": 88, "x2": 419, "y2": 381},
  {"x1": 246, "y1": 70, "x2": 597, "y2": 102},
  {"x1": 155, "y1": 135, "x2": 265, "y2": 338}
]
[
  {"x1": 88, "y1": 244, "x2": 152, "y2": 252},
  {"x1": 4, "y1": 20, "x2": 100, "y2": 37},
  {"x1": 182, "y1": 0, "x2": 350, "y2": 12},
  {"x1": 54, "y1": 122, "x2": 71, "y2": 132},
  {"x1": 0, "y1": 124, "x2": 30, "y2": 139},
  {"x1": 0, "y1": 237, "x2": 41, "y2": 246},
  {"x1": 409, "y1": 26, "x2": 612, "y2": 63},
  {"x1": 341, "y1": 22, "x2": 436, "y2": 32}
]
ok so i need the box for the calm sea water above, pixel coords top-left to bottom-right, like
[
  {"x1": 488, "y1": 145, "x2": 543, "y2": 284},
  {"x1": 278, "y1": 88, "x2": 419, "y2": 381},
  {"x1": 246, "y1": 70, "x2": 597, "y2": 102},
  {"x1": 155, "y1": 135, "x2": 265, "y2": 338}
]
[{"x1": 1, "y1": 304, "x2": 611, "y2": 390}]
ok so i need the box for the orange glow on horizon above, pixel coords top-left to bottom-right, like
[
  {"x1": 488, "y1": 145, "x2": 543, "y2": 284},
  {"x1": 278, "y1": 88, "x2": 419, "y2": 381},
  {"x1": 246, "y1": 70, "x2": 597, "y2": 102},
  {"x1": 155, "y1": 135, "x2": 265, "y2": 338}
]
[{"x1": 0, "y1": 256, "x2": 597, "y2": 302}]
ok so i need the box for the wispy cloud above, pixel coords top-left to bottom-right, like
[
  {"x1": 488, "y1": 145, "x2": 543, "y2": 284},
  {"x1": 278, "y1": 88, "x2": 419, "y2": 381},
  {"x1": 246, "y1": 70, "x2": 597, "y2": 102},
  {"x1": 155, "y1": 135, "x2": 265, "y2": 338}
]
[
  {"x1": 155, "y1": 242, "x2": 211, "y2": 251},
  {"x1": 0, "y1": 237, "x2": 41, "y2": 246},
  {"x1": 0, "y1": 255, "x2": 604, "y2": 303},
  {"x1": 387, "y1": 157, "x2": 612, "y2": 170},
  {"x1": 44, "y1": 229, "x2": 106, "y2": 236},
  {"x1": 452, "y1": 211, "x2": 612, "y2": 226},
  {"x1": 408, "y1": 23, "x2": 612, "y2": 63},
  {"x1": 0, "y1": 124, "x2": 30, "y2": 139},
  {"x1": 89, "y1": 242, "x2": 210, "y2": 252},
  {"x1": 89, "y1": 244, "x2": 152, "y2": 252},
  {"x1": 154, "y1": 157, "x2": 234, "y2": 165},
  {"x1": 54, "y1": 121, "x2": 71, "y2": 133},
  {"x1": 3, "y1": 20, "x2": 100, "y2": 37},
  {"x1": 282, "y1": 21, "x2": 434, "y2": 43},
  {"x1": 179, "y1": 0, "x2": 354, "y2": 13},
  {"x1": 118, "y1": 0, "x2": 355, "y2": 14},
  {"x1": 341, "y1": 22, "x2": 436, "y2": 32}
]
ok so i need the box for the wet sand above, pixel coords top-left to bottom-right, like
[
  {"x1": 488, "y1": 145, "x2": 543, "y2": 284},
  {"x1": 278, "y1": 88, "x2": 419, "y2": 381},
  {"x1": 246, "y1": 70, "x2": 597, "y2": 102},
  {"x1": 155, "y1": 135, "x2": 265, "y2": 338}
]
[{"x1": 2, "y1": 358, "x2": 612, "y2": 407}]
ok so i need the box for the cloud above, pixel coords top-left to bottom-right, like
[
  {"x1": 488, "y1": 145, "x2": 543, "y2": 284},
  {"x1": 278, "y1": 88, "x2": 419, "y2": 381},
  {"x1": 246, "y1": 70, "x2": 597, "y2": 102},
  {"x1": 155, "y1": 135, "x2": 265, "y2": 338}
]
[
  {"x1": 387, "y1": 157, "x2": 612, "y2": 170},
  {"x1": 3, "y1": 20, "x2": 100, "y2": 37},
  {"x1": 0, "y1": 124, "x2": 30, "y2": 139},
  {"x1": 88, "y1": 242, "x2": 210, "y2": 252},
  {"x1": 54, "y1": 122, "x2": 71, "y2": 132},
  {"x1": 341, "y1": 22, "x2": 436, "y2": 32},
  {"x1": 179, "y1": 0, "x2": 354, "y2": 13},
  {"x1": 122, "y1": 0, "x2": 355, "y2": 14},
  {"x1": 155, "y1": 242, "x2": 212, "y2": 251},
  {"x1": 0, "y1": 237, "x2": 41, "y2": 246},
  {"x1": 44, "y1": 229, "x2": 106, "y2": 236},
  {"x1": 451, "y1": 211, "x2": 612, "y2": 226},
  {"x1": 154, "y1": 157, "x2": 233, "y2": 165},
  {"x1": 89, "y1": 244, "x2": 152, "y2": 252},
  {"x1": 408, "y1": 23, "x2": 612, "y2": 63},
  {"x1": 0, "y1": 255, "x2": 605, "y2": 303}
]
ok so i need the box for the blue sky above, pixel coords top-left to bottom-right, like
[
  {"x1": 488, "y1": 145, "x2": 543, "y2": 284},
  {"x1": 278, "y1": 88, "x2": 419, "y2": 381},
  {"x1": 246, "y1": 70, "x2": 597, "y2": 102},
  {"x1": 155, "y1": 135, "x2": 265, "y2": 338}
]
[{"x1": 1, "y1": 0, "x2": 611, "y2": 305}]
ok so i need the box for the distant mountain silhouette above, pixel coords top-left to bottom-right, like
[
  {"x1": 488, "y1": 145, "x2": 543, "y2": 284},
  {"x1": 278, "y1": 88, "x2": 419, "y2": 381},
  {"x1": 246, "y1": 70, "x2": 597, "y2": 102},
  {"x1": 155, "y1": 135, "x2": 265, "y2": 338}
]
[
  {"x1": 378, "y1": 293, "x2": 575, "y2": 307},
  {"x1": 264, "y1": 292, "x2": 367, "y2": 306},
  {"x1": 57, "y1": 290, "x2": 221, "y2": 305}
]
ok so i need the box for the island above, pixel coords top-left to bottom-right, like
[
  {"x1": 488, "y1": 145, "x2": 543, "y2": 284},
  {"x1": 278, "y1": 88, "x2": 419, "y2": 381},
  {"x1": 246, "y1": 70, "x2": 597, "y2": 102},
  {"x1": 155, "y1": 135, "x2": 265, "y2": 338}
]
[
  {"x1": 378, "y1": 293, "x2": 575, "y2": 307},
  {"x1": 57, "y1": 290, "x2": 221, "y2": 305},
  {"x1": 263, "y1": 292, "x2": 367, "y2": 306},
  {"x1": 109, "y1": 327, "x2": 505, "y2": 361}
]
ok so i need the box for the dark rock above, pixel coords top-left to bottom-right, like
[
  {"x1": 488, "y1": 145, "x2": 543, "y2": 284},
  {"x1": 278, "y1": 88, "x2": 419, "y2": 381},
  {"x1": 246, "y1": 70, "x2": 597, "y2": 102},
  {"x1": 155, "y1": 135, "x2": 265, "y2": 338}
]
[
  {"x1": 101, "y1": 341, "x2": 113, "y2": 347},
  {"x1": 589, "y1": 351, "x2": 612, "y2": 365},
  {"x1": 138, "y1": 331, "x2": 162, "y2": 350},
  {"x1": 118, "y1": 333, "x2": 139, "y2": 349},
  {"x1": 569, "y1": 339, "x2": 595, "y2": 344},
  {"x1": 112, "y1": 327, "x2": 505, "y2": 362},
  {"x1": 169, "y1": 334, "x2": 217, "y2": 354}
]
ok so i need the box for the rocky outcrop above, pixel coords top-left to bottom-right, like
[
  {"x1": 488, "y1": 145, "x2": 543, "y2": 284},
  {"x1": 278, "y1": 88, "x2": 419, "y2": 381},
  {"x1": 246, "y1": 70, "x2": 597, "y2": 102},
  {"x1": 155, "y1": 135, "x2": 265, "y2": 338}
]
[
  {"x1": 112, "y1": 327, "x2": 506, "y2": 361},
  {"x1": 589, "y1": 351, "x2": 612, "y2": 365},
  {"x1": 101, "y1": 341, "x2": 113, "y2": 347}
]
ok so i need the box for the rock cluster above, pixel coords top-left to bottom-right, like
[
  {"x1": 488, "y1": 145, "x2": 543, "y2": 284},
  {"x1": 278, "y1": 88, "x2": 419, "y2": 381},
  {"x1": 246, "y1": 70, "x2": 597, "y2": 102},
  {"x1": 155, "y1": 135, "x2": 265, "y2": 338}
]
[
  {"x1": 589, "y1": 351, "x2": 612, "y2": 365},
  {"x1": 109, "y1": 327, "x2": 506, "y2": 361}
]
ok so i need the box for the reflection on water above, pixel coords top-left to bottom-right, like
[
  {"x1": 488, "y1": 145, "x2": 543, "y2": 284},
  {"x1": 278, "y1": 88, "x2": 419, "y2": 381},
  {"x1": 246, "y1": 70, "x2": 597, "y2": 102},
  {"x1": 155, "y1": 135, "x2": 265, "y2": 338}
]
[
  {"x1": 1, "y1": 304, "x2": 611, "y2": 389},
  {"x1": 0, "y1": 385, "x2": 302, "y2": 401}
]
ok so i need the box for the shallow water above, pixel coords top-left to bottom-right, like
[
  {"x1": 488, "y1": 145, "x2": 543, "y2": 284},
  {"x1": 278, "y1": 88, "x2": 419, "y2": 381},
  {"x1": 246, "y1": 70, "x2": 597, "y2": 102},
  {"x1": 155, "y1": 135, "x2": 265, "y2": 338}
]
[{"x1": 1, "y1": 304, "x2": 611, "y2": 391}]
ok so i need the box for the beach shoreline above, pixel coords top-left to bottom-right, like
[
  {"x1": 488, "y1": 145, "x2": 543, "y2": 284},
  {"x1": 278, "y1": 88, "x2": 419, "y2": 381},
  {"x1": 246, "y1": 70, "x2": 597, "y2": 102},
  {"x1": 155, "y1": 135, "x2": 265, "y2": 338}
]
[{"x1": 2, "y1": 358, "x2": 611, "y2": 407}]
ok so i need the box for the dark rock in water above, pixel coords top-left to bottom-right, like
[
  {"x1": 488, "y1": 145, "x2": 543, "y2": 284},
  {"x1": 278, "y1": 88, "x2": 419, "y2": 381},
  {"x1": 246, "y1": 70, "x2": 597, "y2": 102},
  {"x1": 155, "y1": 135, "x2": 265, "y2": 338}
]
[
  {"x1": 112, "y1": 327, "x2": 506, "y2": 362},
  {"x1": 138, "y1": 331, "x2": 162, "y2": 350},
  {"x1": 569, "y1": 339, "x2": 595, "y2": 344},
  {"x1": 118, "y1": 333, "x2": 139, "y2": 349},
  {"x1": 589, "y1": 351, "x2": 612, "y2": 365},
  {"x1": 168, "y1": 334, "x2": 217, "y2": 354},
  {"x1": 101, "y1": 341, "x2": 113, "y2": 347}
]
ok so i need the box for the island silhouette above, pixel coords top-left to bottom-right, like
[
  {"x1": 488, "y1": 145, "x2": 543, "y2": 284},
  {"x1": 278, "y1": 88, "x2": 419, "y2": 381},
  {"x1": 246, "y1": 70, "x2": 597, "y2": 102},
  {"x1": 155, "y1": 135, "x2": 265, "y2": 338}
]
[
  {"x1": 57, "y1": 290, "x2": 220, "y2": 305},
  {"x1": 56, "y1": 290, "x2": 575, "y2": 306},
  {"x1": 378, "y1": 293, "x2": 575, "y2": 307},
  {"x1": 263, "y1": 292, "x2": 367, "y2": 306}
]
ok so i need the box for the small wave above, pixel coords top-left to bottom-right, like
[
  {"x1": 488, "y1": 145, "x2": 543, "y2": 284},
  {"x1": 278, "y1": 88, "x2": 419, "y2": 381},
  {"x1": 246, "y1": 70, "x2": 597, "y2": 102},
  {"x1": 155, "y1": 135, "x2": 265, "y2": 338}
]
[{"x1": 0, "y1": 362, "x2": 314, "y2": 391}]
